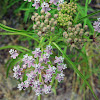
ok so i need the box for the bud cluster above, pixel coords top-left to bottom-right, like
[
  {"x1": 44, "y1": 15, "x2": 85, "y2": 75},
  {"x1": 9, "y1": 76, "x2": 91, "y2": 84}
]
[
  {"x1": 63, "y1": 23, "x2": 89, "y2": 49},
  {"x1": 9, "y1": 45, "x2": 67, "y2": 96},
  {"x1": 57, "y1": 2, "x2": 77, "y2": 26},
  {"x1": 31, "y1": 11, "x2": 58, "y2": 36}
]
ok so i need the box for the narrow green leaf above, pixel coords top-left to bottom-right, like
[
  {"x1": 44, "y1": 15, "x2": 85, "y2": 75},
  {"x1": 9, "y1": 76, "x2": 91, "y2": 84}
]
[
  {"x1": 0, "y1": 45, "x2": 31, "y2": 52},
  {"x1": 0, "y1": 32, "x2": 39, "y2": 43}
]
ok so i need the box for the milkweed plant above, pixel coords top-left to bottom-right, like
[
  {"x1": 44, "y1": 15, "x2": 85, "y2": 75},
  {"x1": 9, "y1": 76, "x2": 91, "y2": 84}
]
[{"x1": 0, "y1": 0, "x2": 100, "y2": 100}]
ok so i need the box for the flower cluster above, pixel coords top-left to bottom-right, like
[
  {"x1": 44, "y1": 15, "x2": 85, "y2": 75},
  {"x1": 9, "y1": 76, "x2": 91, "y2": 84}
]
[
  {"x1": 31, "y1": 11, "x2": 58, "y2": 36},
  {"x1": 57, "y1": 2, "x2": 77, "y2": 26},
  {"x1": 93, "y1": 18, "x2": 100, "y2": 33},
  {"x1": 24, "y1": 0, "x2": 64, "y2": 13},
  {"x1": 10, "y1": 45, "x2": 67, "y2": 96},
  {"x1": 63, "y1": 23, "x2": 89, "y2": 49}
]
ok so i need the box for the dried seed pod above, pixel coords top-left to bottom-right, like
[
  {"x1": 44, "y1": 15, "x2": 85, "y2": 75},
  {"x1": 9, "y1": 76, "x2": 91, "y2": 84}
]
[
  {"x1": 51, "y1": 27, "x2": 55, "y2": 32},
  {"x1": 33, "y1": 25, "x2": 37, "y2": 29}
]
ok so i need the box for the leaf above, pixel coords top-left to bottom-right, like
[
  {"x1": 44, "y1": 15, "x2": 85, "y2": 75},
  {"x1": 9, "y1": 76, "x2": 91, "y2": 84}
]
[
  {"x1": 0, "y1": 32, "x2": 39, "y2": 43},
  {"x1": 52, "y1": 42, "x2": 98, "y2": 100},
  {"x1": 0, "y1": 45, "x2": 31, "y2": 53}
]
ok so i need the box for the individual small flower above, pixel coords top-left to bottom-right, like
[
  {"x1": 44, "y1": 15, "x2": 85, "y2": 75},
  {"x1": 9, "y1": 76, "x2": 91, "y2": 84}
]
[
  {"x1": 42, "y1": 53, "x2": 50, "y2": 64},
  {"x1": 93, "y1": 18, "x2": 100, "y2": 33},
  {"x1": 97, "y1": 18, "x2": 100, "y2": 21},
  {"x1": 57, "y1": 64, "x2": 67, "y2": 71},
  {"x1": 24, "y1": 80, "x2": 30, "y2": 88},
  {"x1": 54, "y1": 56, "x2": 64, "y2": 64},
  {"x1": 34, "y1": 63, "x2": 44, "y2": 74},
  {"x1": 43, "y1": 73, "x2": 52, "y2": 83},
  {"x1": 18, "y1": 82, "x2": 25, "y2": 90},
  {"x1": 32, "y1": 0, "x2": 40, "y2": 9},
  {"x1": 9, "y1": 49, "x2": 19, "y2": 59},
  {"x1": 46, "y1": 65, "x2": 56, "y2": 74},
  {"x1": 22, "y1": 64, "x2": 27, "y2": 69},
  {"x1": 56, "y1": 72, "x2": 65, "y2": 82},
  {"x1": 13, "y1": 65, "x2": 23, "y2": 80},
  {"x1": 41, "y1": 2, "x2": 51, "y2": 13},
  {"x1": 42, "y1": 84, "x2": 51, "y2": 94},
  {"x1": 22, "y1": 54, "x2": 35, "y2": 68},
  {"x1": 44, "y1": 45, "x2": 53, "y2": 55},
  {"x1": 34, "y1": 88, "x2": 42, "y2": 96},
  {"x1": 49, "y1": 0, "x2": 59, "y2": 5},
  {"x1": 33, "y1": 80, "x2": 42, "y2": 88},
  {"x1": 26, "y1": 71, "x2": 37, "y2": 80},
  {"x1": 32, "y1": 48, "x2": 42, "y2": 58}
]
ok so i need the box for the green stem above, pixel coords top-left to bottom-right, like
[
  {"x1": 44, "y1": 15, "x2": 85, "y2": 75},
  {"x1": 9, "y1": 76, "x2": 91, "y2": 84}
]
[{"x1": 38, "y1": 95, "x2": 41, "y2": 100}]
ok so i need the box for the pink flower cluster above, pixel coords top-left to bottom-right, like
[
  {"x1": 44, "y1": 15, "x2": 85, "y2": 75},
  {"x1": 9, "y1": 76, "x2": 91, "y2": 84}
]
[
  {"x1": 93, "y1": 18, "x2": 100, "y2": 33},
  {"x1": 24, "y1": 0, "x2": 64, "y2": 13},
  {"x1": 10, "y1": 45, "x2": 67, "y2": 96}
]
